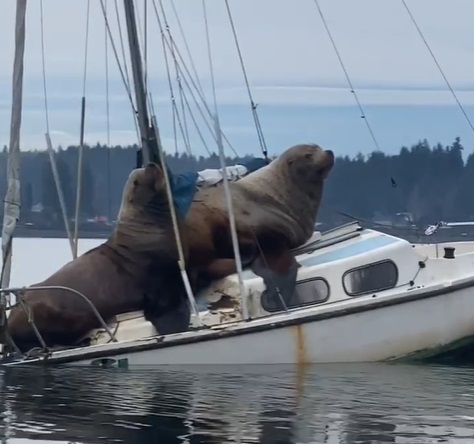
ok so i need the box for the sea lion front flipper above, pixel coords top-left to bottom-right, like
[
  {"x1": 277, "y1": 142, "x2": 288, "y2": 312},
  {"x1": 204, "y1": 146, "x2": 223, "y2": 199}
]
[
  {"x1": 144, "y1": 294, "x2": 191, "y2": 336},
  {"x1": 143, "y1": 266, "x2": 192, "y2": 336},
  {"x1": 191, "y1": 258, "x2": 238, "y2": 293},
  {"x1": 250, "y1": 247, "x2": 299, "y2": 310}
]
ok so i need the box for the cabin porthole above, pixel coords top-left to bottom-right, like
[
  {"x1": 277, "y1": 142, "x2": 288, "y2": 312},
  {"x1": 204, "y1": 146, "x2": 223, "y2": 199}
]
[
  {"x1": 342, "y1": 260, "x2": 398, "y2": 297},
  {"x1": 261, "y1": 277, "x2": 330, "y2": 313}
]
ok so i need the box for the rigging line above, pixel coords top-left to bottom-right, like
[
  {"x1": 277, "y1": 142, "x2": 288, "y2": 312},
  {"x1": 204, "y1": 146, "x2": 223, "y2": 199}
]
[
  {"x1": 81, "y1": 0, "x2": 91, "y2": 97},
  {"x1": 205, "y1": 7, "x2": 285, "y2": 315},
  {"x1": 100, "y1": 0, "x2": 136, "y2": 111},
  {"x1": 312, "y1": 0, "x2": 381, "y2": 152},
  {"x1": 160, "y1": 33, "x2": 213, "y2": 155},
  {"x1": 148, "y1": 107, "x2": 203, "y2": 327},
  {"x1": 203, "y1": 0, "x2": 248, "y2": 319},
  {"x1": 154, "y1": 18, "x2": 228, "y2": 135},
  {"x1": 100, "y1": 3, "x2": 135, "y2": 108},
  {"x1": 145, "y1": 24, "x2": 211, "y2": 157},
  {"x1": 105, "y1": 0, "x2": 111, "y2": 146},
  {"x1": 39, "y1": 0, "x2": 75, "y2": 256},
  {"x1": 179, "y1": 63, "x2": 240, "y2": 156},
  {"x1": 156, "y1": 2, "x2": 205, "y2": 156},
  {"x1": 180, "y1": 73, "x2": 224, "y2": 156},
  {"x1": 202, "y1": 0, "x2": 229, "y2": 152},
  {"x1": 160, "y1": 8, "x2": 191, "y2": 153},
  {"x1": 176, "y1": 67, "x2": 192, "y2": 154},
  {"x1": 400, "y1": 0, "x2": 474, "y2": 134},
  {"x1": 181, "y1": 91, "x2": 213, "y2": 155},
  {"x1": 113, "y1": 0, "x2": 133, "y2": 95},
  {"x1": 152, "y1": 13, "x2": 238, "y2": 156},
  {"x1": 152, "y1": 0, "x2": 192, "y2": 155},
  {"x1": 39, "y1": 0, "x2": 50, "y2": 134},
  {"x1": 158, "y1": 26, "x2": 239, "y2": 156},
  {"x1": 224, "y1": 0, "x2": 268, "y2": 159},
  {"x1": 160, "y1": 24, "x2": 226, "y2": 136},
  {"x1": 169, "y1": 0, "x2": 207, "y2": 100},
  {"x1": 73, "y1": 0, "x2": 92, "y2": 259},
  {"x1": 156, "y1": 0, "x2": 193, "y2": 154},
  {"x1": 202, "y1": 0, "x2": 219, "y2": 117},
  {"x1": 143, "y1": 0, "x2": 148, "y2": 96},
  {"x1": 100, "y1": 0, "x2": 141, "y2": 144},
  {"x1": 172, "y1": 44, "x2": 235, "y2": 156},
  {"x1": 105, "y1": 0, "x2": 112, "y2": 223}
]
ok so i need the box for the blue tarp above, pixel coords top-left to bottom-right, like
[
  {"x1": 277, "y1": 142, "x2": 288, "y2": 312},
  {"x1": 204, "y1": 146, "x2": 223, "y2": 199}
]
[{"x1": 168, "y1": 167, "x2": 199, "y2": 219}]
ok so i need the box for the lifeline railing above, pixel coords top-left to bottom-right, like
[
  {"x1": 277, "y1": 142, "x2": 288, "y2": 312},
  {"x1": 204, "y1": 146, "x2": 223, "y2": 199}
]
[
  {"x1": 0, "y1": 285, "x2": 118, "y2": 357},
  {"x1": 424, "y1": 221, "x2": 474, "y2": 236}
]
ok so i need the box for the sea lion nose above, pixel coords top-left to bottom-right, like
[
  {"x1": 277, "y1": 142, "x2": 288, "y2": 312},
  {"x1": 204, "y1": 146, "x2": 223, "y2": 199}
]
[
  {"x1": 324, "y1": 150, "x2": 336, "y2": 170},
  {"x1": 325, "y1": 150, "x2": 334, "y2": 165}
]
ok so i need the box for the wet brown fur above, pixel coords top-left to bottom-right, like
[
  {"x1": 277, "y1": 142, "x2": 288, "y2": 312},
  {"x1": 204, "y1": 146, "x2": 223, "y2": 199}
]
[{"x1": 184, "y1": 143, "x2": 335, "y2": 289}]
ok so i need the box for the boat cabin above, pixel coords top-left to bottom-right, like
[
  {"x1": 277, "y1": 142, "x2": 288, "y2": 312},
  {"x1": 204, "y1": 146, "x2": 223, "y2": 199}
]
[{"x1": 83, "y1": 221, "x2": 474, "y2": 346}]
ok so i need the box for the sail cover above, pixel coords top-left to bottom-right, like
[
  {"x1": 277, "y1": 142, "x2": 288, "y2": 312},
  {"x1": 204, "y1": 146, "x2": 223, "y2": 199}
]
[{"x1": 1, "y1": 0, "x2": 27, "y2": 289}]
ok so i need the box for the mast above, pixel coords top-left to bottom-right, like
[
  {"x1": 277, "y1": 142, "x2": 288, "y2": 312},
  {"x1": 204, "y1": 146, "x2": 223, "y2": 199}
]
[
  {"x1": 122, "y1": 0, "x2": 202, "y2": 326},
  {"x1": 122, "y1": 0, "x2": 157, "y2": 167},
  {"x1": 1, "y1": 0, "x2": 27, "y2": 289},
  {"x1": 0, "y1": 0, "x2": 27, "y2": 350}
]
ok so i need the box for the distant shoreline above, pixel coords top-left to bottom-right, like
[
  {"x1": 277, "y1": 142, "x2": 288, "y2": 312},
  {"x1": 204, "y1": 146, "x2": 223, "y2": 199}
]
[
  {"x1": 1, "y1": 227, "x2": 111, "y2": 239},
  {"x1": 2, "y1": 224, "x2": 474, "y2": 243}
]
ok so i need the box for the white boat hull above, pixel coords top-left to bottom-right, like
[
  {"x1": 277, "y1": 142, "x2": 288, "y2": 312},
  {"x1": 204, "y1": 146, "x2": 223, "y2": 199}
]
[
  {"x1": 4, "y1": 224, "x2": 474, "y2": 367},
  {"x1": 5, "y1": 279, "x2": 474, "y2": 367}
]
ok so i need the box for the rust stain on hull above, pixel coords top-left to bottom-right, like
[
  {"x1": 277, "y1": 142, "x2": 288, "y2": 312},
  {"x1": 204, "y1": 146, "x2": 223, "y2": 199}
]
[
  {"x1": 293, "y1": 324, "x2": 310, "y2": 407},
  {"x1": 207, "y1": 293, "x2": 240, "y2": 311},
  {"x1": 293, "y1": 324, "x2": 310, "y2": 366}
]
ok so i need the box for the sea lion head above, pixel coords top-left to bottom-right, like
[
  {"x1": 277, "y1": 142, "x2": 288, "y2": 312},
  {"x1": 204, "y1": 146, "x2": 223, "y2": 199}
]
[
  {"x1": 117, "y1": 162, "x2": 169, "y2": 223},
  {"x1": 281, "y1": 143, "x2": 334, "y2": 187},
  {"x1": 113, "y1": 161, "x2": 184, "y2": 257}
]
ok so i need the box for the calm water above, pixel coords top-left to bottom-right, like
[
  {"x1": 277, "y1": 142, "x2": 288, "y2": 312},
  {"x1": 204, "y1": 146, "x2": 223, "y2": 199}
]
[
  {"x1": 2, "y1": 363, "x2": 474, "y2": 443},
  {"x1": 2, "y1": 239, "x2": 474, "y2": 443}
]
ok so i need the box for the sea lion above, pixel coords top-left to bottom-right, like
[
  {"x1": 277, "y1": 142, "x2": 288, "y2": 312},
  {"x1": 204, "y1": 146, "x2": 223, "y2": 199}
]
[
  {"x1": 184, "y1": 143, "x2": 335, "y2": 306},
  {"x1": 7, "y1": 162, "x2": 191, "y2": 353}
]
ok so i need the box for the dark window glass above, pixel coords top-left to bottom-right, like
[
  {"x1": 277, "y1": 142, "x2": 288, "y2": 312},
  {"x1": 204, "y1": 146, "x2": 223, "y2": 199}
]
[
  {"x1": 343, "y1": 260, "x2": 398, "y2": 296},
  {"x1": 261, "y1": 278, "x2": 330, "y2": 312}
]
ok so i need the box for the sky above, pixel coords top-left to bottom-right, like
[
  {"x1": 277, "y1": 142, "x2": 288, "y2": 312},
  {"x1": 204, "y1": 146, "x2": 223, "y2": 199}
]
[{"x1": 1, "y1": 0, "x2": 474, "y2": 159}]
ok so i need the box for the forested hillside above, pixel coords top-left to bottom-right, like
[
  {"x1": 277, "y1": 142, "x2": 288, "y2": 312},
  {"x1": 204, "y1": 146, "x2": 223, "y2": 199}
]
[{"x1": 0, "y1": 136, "x2": 471, "y2": 228}]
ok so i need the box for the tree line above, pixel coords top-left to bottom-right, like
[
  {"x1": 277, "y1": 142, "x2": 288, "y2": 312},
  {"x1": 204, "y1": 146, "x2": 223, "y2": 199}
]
[{"x1": 0, "y1": 136, "x2": 471, "y2": 229}]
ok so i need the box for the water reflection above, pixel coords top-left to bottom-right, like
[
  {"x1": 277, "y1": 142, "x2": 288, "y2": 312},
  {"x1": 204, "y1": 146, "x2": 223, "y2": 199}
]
[{"x1": 1, "y1": 363, "x2": 474, "y2": 443}]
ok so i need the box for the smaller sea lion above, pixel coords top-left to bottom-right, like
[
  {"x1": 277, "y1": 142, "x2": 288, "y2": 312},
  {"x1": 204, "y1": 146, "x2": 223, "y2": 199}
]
[{"x1": 7, "y1": 162, "x2": 191, "y2": 353}]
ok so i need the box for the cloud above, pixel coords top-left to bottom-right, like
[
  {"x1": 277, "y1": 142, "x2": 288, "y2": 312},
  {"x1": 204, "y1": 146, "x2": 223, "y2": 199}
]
[
  {"x1": 2, "y1": 0, "x2": 474, "y2": 87},
  {"x1": 1, "y1": 0, "x2": 474, "y2": 157},
  {"x1": 216, "y1": 86, "x2": 474, "y2": 107}
]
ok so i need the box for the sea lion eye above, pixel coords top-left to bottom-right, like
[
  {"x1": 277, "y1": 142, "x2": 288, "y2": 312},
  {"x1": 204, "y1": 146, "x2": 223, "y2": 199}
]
[
  {"x1": 133, "y1": 179, "x2": 139, "y2": 186},
  {"x1": 305, "y1": 153, "x2": 312, "y2": 159}
]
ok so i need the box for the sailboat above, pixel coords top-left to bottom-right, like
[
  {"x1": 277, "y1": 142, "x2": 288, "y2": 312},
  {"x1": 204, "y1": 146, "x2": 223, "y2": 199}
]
[{"x1": 2, "y1": 0, "x2": 474, "y2": 367}]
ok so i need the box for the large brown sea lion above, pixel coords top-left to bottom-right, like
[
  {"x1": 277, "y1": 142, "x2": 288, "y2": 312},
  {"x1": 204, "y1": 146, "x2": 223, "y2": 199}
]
[
  {"x1": 7, "y1": 162, "x2": 191, "y2": 353},
  {"x1": 184, "y1": 143, "x2": 334, "y2": 305}
]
